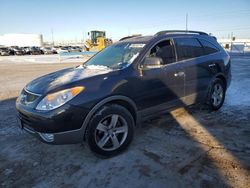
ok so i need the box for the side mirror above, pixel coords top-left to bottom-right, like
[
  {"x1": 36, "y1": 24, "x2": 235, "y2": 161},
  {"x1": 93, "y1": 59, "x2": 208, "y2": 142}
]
[
  {"x1": 142, "y1": 57, "x2": 163, "y2": 69},
  {"x1": 88, "y1": 32, "x2": 90, "y2": 36}
]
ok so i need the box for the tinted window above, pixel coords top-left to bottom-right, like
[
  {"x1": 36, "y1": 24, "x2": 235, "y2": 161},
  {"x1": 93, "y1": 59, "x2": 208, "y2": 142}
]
[
  {"x1": 199, "y1": 39, "x2": 219, "y2": 55},
  {"x1": 149, "y1": 40, "x2": 176, "y2": 65},
  {"x1": 174, "y1": 38, "x2": 204, "y2": 61}
]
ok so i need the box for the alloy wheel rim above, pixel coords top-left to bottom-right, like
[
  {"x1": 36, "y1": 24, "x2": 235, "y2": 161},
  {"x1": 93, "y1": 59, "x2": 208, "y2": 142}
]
[
  {"x1": 94, "y1": 114, "x2": 128, "y2": 151},
  {"x1": 212, "y1": 83, "x2": 224, "y2": 107}
]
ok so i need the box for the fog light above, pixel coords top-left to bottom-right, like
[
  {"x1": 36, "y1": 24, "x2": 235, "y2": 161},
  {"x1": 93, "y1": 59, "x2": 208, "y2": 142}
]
[{"x1": 39, "y1": 133, "x2": 54, "y2": 142}]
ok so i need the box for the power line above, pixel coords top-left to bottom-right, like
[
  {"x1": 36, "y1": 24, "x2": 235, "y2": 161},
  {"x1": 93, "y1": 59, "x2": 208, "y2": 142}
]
[
  {"x1": 193, "y1": 9, "x2": 250, "y2": 18},
  {"x1": 129, "y1": 9, "x2": 250, "y2": 32}
]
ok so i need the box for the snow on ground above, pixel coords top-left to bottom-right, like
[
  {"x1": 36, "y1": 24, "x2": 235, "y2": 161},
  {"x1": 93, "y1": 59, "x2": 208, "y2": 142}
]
[{"x1": 0, "y1": 54, "x2": 92, "y2": 64}]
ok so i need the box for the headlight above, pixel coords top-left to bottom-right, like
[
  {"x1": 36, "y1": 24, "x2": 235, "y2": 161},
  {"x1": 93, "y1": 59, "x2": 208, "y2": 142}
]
[{"x1": 36, "y1": 86, "x2": 84, "y2": 111}]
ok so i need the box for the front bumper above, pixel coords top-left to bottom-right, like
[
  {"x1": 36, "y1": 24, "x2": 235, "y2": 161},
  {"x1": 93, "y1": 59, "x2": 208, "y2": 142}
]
[
  {"x1": 16, "y1": 102, "x2": 89, "y2": 144},
  {"x1": 17, "y1": 117, "x2": 85, "y2": 144}
]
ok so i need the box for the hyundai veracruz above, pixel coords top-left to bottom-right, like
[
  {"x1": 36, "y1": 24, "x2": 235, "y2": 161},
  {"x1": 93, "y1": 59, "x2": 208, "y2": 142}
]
[{"x1": 16, "y1": 30, "x2": 231, "y2": 157}]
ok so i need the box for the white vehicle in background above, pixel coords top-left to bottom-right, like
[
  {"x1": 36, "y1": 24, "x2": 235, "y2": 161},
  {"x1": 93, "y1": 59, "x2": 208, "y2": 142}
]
[
  {"x1": 56, "y1": 47, "x2": 69, "y2": 54},
  {"x1": 41, "y1": 47, "x2": 57, "y2": 54},
  {"x1": 0, "y1": 47, "x2": 11, "y2": 56},
  {"x1": 10, "y1": 46, "x2": 25, "y2": 55},
  {"x1": 69, "y1": 46, "x2": 82, "y2": 52}
]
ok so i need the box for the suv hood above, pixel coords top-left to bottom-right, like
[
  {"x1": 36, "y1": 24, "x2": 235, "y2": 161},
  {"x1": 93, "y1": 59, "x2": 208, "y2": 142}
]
[{"x1": 26, "y1": 65, "x2": 112, "y2": 94}]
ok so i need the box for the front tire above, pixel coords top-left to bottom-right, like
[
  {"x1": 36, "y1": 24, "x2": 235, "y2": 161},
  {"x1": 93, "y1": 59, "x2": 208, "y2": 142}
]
[
  {"x1": 207, "y1": 78, "x2": 226, "y2": 111},
  {"x1": 86, "y1": 104, "x2": 134, "y2": 157}
]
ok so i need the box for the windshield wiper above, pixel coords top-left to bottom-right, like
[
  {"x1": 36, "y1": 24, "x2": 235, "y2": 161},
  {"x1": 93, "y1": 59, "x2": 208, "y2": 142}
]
[{"x1": 117, "y1": 62, "x2": 129, "y2": 69}]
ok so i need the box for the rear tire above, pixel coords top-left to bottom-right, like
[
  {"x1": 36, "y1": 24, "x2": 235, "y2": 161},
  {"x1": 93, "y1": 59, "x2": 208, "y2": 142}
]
[
  {"x1": 207, "y1": 78, "x2": 226, "y2": 111},
  {"x1": 86, "y1": 104, "x2": 134, "y2": 157}
]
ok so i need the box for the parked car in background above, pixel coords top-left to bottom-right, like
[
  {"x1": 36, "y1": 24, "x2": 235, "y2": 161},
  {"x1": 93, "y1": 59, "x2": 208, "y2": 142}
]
[
  {"x1": 22, "y1": 47, "x2": 31, "y2": 55},
  {"x1": 22, "y1": 47, "x2": 41, "y2": 55},
  {"x1": 22, "y1": 47, "x2": 36, "y2": 55},
  {"x1": 52, "y1": 46, "x2": 61, "y2": 51},
  {"x1": 69, "y1": 46, "x2": 82, "y2": 52},
  {"x1": 56, "y1": 46, "x2": 69, "y2": 54},
  {"x1": 10, "y1": 46, "x2": 25, "y2": 55},
  {"x1": 30, "y1": 47, "x2": 42, "y2": 55},
  {"x1": 0, "y1": 47, "x2": 11, "y2": 56},
  {"x1": 41, "y1": 47, "x2": 57, "y2": 54},
  {"x1": 16, "y1": 30, "x2": 231, "y2": 157}
]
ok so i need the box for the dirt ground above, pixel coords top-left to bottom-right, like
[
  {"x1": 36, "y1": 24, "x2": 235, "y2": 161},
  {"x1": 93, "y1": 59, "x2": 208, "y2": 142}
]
[{"x1": 0, "y1": 54, "x2": 250, "y2": 188}]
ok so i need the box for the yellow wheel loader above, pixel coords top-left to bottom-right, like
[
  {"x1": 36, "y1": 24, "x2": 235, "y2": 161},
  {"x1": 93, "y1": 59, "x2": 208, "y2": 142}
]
[{"x1": 84, "y1": 30, "x2": 112, "y2": 52}]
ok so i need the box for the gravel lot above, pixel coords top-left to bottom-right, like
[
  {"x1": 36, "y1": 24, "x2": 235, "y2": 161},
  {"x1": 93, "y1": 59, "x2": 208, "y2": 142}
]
[{"x1": 0, "y1": 54, "x2": 250, "y2": 188}]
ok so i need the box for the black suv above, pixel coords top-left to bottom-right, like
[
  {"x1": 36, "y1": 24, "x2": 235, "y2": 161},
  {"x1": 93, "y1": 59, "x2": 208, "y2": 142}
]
[{"x1": 16, "y1": 30, "x2": 231, "y2": 157}]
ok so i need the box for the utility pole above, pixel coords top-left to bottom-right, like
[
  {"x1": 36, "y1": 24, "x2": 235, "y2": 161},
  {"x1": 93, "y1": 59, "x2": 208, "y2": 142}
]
[
  {"x1": 51, "y1": 28, "x2": 54, "y2": 47},
  {"x1": 186, "y1": 13, "x2": 188, "y2": 32}
]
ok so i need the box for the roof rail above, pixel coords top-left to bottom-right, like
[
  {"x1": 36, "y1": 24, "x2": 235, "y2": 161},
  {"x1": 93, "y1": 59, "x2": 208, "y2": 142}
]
[
  {"x1": 119, "y1": 34, "x2": 142, "y2": 41},
  {"x1": 155, "y1": 30, "x2": 208, "y2": 36}
]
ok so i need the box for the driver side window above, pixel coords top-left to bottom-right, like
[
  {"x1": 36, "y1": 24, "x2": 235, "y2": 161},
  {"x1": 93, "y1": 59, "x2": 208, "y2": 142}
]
[{"x1": 149, "y1": 40, "x2": 176, "y2": 65}]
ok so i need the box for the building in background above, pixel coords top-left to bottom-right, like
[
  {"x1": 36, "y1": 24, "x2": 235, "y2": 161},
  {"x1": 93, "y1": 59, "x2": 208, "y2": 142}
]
[
  {"x1": 218, "y1": 38, "x2": 250, "y2": 53},
  {"x1": 0, "y1": 34, "x2": 43, "y2": 47}
]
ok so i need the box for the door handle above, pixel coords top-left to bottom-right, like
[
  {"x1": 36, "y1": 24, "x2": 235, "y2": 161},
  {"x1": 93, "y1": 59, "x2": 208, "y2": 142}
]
[
  {"x1": 209, "y1": 63, "x2": 216, "y2": 67},
  {"x1": 174, "y1": 71, "x2": 185, "y2": 77}
]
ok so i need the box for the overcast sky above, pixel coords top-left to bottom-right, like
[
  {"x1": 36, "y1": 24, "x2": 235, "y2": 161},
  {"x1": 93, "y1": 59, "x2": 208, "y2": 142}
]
[{"x1": 0, "y1": 0, "x2": 250, "y2": 42}]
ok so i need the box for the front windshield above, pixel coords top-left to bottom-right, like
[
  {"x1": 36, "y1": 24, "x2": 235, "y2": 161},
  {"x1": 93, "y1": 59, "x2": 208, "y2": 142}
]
[{"x1": 84, "y1": 42, "x2": 145, "y2": 69}]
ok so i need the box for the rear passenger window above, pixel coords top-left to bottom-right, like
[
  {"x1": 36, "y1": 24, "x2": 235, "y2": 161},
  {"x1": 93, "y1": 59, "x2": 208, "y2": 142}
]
[
  {"x1": 149, "y1": 40, "x2": 176, "y2": 65},
  {"x1": 199, "y1": 39, "x2": 219, "y2": 55},
  {"x1": 174, "y1": 38, "x2": 204, "y2": 61}
]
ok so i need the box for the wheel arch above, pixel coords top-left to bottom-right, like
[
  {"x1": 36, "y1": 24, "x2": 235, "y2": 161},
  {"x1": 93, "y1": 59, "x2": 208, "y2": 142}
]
[
  {"x1": 205, "y1": 73, "x2": 227, "y2": 103},
  {"x1": 215, "y1": 74, "x2": 227, "y2": 88},
  {"x1": 81, "y1": 95, "x2": 138, "y2": 140}
]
